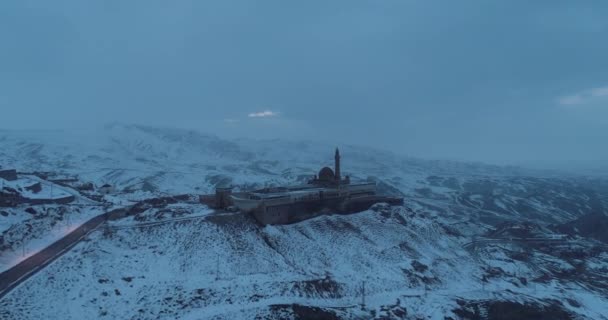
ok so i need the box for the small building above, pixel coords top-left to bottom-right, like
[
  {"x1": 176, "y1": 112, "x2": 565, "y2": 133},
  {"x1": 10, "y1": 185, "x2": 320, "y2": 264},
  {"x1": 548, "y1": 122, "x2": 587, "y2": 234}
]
[
  {"x1": 25, "y1": 182, "x2": 42, "y2": 193},
  {"x1": 0, "y1": 169, "x2": 18, "y2": 181},
  {"x1": 99, "y1": 184, "x2": 116, "y2": 195},
  {"x1": 0, "y1": 191, "x2": 20, "y2": 207},
  {"x1": 77, "y1": 182, "x2": 95, "y2": 191}
]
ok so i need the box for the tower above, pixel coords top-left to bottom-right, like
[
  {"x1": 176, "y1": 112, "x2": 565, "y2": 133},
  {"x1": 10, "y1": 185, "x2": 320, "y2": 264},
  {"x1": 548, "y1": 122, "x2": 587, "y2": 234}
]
[
  {"x1": 334, "y1": 148, "x2": 341, "y2": 182},
  {"x1": 215, "y1": 187, "x2": 232, "y2": 209}
]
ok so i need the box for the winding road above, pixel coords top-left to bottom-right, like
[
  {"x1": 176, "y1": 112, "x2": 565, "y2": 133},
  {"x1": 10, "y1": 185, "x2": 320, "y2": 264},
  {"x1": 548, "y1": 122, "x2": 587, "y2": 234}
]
[
  {"x1": 0, "y1": 208, "x2": 128, "y2": 300},
  {"x1": 461, "y1": 236, "x2": 597, "y2": 254}
]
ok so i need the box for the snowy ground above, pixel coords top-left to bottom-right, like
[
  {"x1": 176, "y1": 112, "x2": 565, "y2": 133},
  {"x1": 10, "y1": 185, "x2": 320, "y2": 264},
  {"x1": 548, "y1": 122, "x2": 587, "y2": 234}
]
[
  {"x1": 1, "y1": 125, "x2": 607, "y2": 319},
  {"x1": 1, "y1": 205, "x2": 607, "y2": 319}
]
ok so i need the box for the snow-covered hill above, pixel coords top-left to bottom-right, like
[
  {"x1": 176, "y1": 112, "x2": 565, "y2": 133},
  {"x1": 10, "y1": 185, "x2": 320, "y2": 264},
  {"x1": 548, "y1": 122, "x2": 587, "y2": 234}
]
[
  {"x1": 1, "y1": 124, "x2": 607, "y2": 319},
  {"x1": 0, "y1": 124, "x2": 536, "y2": 192}
]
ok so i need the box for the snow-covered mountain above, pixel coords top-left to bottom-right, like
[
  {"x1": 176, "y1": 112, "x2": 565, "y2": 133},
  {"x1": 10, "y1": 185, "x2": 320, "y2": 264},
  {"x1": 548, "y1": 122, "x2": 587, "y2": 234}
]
[{"x1": 1, "y1": 124, "x2": 607, "y2": 319}]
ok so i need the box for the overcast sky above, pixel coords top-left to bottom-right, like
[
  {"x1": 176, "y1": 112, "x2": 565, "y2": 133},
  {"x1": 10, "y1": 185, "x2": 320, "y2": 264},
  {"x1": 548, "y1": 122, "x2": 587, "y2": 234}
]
[{"x1": 1, "y1": 1, "x2": 607, "y2": 169}]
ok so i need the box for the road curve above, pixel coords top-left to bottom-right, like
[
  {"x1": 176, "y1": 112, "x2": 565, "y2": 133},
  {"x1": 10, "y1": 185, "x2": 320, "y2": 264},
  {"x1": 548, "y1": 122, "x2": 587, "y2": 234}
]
[
  {"x1": 462, "y1": 236, "x2": 590, "y2": 253},
  {"x1": 0, "y1": 208, "x2": 127, "y2": 300}
]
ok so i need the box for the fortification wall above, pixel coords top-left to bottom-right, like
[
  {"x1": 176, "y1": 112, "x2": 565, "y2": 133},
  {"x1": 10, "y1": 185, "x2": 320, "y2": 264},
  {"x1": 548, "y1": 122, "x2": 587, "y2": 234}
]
[
  {"x1": 252, "y1": 195, "x2": 404, "y2": 225},
  {"x1": 253, "y1": 197, "x2": 345, "y2": 225}
]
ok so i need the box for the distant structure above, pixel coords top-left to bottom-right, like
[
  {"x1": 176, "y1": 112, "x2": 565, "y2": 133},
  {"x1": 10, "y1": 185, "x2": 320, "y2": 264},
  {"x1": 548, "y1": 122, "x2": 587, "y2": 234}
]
[
  {"x1": 215, "y1": 186, "x2": 233, "y2": 209},
  {"x1": 201, "y1": 148, "x2": 403, "y2": 225},
  {"x1": 0, "y1": 190, "x2": 19, "y2": 207},
  {"x1": 25, "y1": 182, "x2": 42, "y2": 193},
  {"x1": 0, "y1": 169, "x2": 18, "y2": 181},
  {"x1": 98, "y1": 184, "x2": 116, "y2": 195}
]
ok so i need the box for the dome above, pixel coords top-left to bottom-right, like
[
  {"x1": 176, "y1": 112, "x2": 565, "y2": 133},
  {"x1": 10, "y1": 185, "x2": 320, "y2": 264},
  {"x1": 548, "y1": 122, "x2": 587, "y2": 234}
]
[{"x1": 318, "y1": 167, "x2": 335, "y2": 181}]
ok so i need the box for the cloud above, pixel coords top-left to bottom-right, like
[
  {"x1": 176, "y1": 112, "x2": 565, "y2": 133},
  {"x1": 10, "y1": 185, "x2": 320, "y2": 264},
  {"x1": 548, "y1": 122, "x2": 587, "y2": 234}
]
[
  {"x1": 248, "y1": 110, "x2": 279, "y2": 118},
  {"x1": 557, "y1": 86, "x2": 608, "y2": 106}
]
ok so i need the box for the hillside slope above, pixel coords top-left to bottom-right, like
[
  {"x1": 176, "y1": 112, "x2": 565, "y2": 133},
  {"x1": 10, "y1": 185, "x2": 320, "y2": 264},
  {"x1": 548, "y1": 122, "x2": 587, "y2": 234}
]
[{"x1": 0, "y1": 125, "x2": 607, "y2": 319}]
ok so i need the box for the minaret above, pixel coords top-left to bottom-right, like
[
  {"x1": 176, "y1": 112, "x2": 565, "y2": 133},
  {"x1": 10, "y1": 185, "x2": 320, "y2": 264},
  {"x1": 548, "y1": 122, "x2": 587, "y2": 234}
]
[{"x1": 334, "y1": 148, "x2": 341, "y2": 182}]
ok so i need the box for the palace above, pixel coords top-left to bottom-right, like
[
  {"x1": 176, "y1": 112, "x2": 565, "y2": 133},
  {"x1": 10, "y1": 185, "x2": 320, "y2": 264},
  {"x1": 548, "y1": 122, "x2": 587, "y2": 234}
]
[{"x1": 201, "y1": 148, "x2": 403, "y2": 225}]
